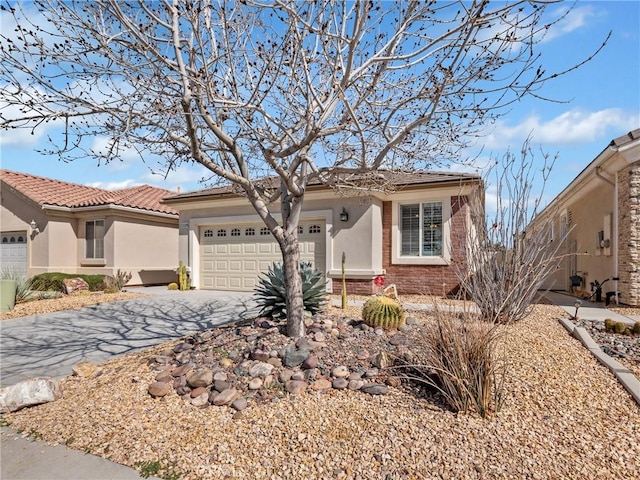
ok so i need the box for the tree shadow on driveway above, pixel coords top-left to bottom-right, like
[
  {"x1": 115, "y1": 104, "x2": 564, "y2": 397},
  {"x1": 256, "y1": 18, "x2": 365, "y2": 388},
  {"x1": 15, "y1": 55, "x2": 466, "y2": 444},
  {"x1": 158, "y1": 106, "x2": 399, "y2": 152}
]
[{"x1": 0, "y1": 292, "x2": 257, "y2": 387}]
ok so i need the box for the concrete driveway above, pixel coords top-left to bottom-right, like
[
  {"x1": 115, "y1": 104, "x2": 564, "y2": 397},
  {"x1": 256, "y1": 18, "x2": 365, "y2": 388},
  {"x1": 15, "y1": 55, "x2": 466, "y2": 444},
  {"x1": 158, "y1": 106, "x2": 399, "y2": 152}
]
[{"x1": 0, "y1": 288, "x2": 257, "y2": 387}]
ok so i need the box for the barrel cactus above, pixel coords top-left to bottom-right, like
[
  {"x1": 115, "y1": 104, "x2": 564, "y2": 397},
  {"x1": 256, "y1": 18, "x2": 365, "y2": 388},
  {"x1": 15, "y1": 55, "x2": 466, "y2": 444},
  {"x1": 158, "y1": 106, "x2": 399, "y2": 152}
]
[{"x1": 362, "y1": 296, "x2": 405, "y2": 330}]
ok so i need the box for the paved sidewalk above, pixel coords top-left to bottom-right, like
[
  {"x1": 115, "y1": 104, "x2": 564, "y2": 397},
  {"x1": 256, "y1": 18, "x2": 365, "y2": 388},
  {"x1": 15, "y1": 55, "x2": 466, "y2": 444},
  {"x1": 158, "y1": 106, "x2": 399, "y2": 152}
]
[
  {"x1": 543, "y1": 291, "x2": 636, "y2": 325},
  {"x1": 1, "y1": 427, "x2": 158, "y2": 480}
]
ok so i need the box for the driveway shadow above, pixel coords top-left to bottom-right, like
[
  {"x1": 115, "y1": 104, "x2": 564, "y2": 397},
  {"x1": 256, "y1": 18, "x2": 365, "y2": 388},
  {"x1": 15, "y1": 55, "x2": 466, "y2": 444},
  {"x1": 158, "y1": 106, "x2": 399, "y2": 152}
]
[{"x1": 0, "y1": 292, "x2": 257, "y2": 387}]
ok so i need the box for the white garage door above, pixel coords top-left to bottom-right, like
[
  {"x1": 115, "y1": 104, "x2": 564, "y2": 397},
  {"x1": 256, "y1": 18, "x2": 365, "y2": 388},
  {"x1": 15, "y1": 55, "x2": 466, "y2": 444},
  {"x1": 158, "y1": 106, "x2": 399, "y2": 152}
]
[
  {"x1": 0, "y1": 232, "x2": 28, "y2": 278},
  {"x1": 200, "y1": 221, "x2": 326, "y2": 291}
]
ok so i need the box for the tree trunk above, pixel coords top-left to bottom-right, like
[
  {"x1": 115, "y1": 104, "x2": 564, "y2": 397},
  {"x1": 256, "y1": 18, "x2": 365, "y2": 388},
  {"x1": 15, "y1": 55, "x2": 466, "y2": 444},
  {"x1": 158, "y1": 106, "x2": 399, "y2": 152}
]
[{"x1": 281, "y1": 231, "x2": 305, "y2": 338}]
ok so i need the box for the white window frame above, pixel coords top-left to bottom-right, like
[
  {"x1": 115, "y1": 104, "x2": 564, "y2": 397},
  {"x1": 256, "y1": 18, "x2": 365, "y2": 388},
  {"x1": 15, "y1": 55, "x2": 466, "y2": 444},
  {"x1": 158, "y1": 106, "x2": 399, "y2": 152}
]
[
  {"x1": 85, "y1": 219, "x2": 105, "y2": 260},
  {"x1": 391, "y1": 196, "x2": 451, "y2": 265}
]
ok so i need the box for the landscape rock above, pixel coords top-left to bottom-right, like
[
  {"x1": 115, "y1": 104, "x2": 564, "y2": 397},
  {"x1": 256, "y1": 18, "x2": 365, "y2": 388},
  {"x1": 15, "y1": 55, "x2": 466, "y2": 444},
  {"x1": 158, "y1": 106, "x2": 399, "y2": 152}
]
[
  {"x1": 331, "y1": 365, "x2": 349, "y2": 378},
  {"x1": 72, "y1": 361, "x2": 100, "y2": 378},
  {"x1": 361, "y1": 384, "x2": 389, "y2": 396},
  {"x1": 249, "y1": 362, "x2": 274, "y2": 378},
  {"x1": 187, "y1": 370, "x2": 213, "y2": 388},
  {"x1": 283, "y1": 345, "x2": 310, "y2": 367},
  {"x1": 372, "y1": 351, "x2": 393, "y2": 369},
  {"x1": 155, "y1": 369, "x2": 173, "y2": 383},
  {"x1": 231, "y1": 397, "x2": 248, "y2": 411},
  {"x1": 311, "y1": 378, "x2": 332, "y2": 391},
  {"x1": 190, "y1": 386, "x2": 207, "y2": 398},
  {"x1": 302, "y1": 355, "x2": 318, "y2": 369},
  {"x1": 348, "y1": 379, "x2": 365, "y2": 390},
  {"x1": 211, "y1": 388, "x2": 240, "y2": 406},
  {"x1": 332, "y1": 378, "x2": 349, "y2": 390},
  {"x1": 249, "y1": 378, "x2": 263, "y2": 390},
  {"x1": 213, "y1": 380, "x2": 230, "y2": 393},
  {"x1": 148, "y1": 382, "x2": 171, "y2": 398},
  {"x1": 286, "y1": 380, "x2": 307, "y2": 395},
  {"x1": 0, "y1": 377, "x2": 62, "y2": 413},
  {"x1": 191, "y1": 391, "x2": 209, "y2": 408}
]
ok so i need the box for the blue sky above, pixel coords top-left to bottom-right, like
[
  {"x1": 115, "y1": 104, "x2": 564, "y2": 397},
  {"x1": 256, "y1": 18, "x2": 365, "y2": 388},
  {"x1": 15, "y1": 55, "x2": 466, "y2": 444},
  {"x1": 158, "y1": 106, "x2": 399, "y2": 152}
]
[{"x1": 1, "y1": 1, "x2": 638, "y2": 205}]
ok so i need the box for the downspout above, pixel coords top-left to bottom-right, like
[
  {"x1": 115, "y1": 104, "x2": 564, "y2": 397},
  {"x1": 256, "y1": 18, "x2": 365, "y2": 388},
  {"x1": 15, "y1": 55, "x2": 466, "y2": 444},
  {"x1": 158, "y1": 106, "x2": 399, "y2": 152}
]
[
  {"x1": 596, "y1": 156, "x2": 619, "y2": 304},
  {"x1": 614, "y1": 172, "x2": 619, "y2": 303}
]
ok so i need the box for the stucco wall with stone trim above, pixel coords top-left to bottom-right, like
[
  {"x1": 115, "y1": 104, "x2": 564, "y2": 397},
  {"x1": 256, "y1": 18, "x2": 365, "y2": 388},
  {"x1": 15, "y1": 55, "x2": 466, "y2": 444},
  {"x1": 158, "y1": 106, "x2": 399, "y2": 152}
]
[{"x1": 618, "y1": 160, "x2": 640, "y2": 306}]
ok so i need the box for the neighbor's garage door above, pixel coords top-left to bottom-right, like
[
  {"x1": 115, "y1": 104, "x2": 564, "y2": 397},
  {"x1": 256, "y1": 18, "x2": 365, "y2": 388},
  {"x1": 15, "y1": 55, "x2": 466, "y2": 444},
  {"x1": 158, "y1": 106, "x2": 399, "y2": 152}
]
[
  {"x1": 200, "y1": 221, "x2": 325, "y2": 291},
  {"x1": 0, "y1": 232, "x2": 27, "y2": 278}
]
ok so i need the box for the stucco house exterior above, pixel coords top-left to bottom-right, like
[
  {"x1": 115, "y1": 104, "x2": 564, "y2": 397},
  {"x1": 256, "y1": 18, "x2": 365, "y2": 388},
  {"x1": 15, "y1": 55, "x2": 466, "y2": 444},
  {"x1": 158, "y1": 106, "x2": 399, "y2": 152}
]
[
  {"x1": 536, "y1": 128, "x2": 640, "y2": 306},
  {"x1": 163, "y1": 171, "x2": 482, "y2": 295},
  {"x1": 0, "y1": 169, "x2": 179, "y2": 285}
]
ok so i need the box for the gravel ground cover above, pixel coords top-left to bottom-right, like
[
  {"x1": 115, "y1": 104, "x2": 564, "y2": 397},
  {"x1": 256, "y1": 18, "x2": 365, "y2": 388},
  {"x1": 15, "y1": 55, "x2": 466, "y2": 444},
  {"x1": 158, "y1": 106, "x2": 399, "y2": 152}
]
[
  {"x1": 2, "y1": 301, "x2": 639, "y2": 480},
  {"x1": 0, "y1": 291, "x2": 145, "y2": 321}
]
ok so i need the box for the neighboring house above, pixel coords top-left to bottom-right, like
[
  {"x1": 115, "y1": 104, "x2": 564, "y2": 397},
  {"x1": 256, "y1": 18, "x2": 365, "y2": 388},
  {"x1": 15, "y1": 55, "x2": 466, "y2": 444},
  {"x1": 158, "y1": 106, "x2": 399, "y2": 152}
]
[
  {"x1": 0, "y1": 169, "x2": 179, "y2": 285},
  {"x1": 535, "y1": 128, "x2": 640, "y2": 306},
  {"x1": 163, "y1": 171, "x2": 482, "y2": 295}
]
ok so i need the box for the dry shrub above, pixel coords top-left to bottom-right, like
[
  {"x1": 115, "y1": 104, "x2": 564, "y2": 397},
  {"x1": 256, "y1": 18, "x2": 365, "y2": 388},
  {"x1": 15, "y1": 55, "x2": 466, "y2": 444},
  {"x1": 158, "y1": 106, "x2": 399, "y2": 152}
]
[{"x1": 401, "y1": 307, "x2": 506, "y2": 417}]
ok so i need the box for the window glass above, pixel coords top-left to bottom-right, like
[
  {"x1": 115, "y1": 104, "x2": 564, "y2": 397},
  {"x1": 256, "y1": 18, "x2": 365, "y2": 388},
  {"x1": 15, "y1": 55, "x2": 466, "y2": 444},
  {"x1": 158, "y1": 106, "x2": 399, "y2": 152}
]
[
  {"x1": 400, "y1": 204, "x2": 420, "y2": 256},
  {"x1": 86, "y1": 220, "x2": 105, "y2": 259},
  {"x1": 245, "y1": 228, "x2": 255, "y2": 236},
  {"x1": 217, "y1": 229, "x2": 227, "y2": 237},
  {"x1": 400, "y1": 202, "x2": 442, "y2": 257},
  {"x1": 231, "y1": 228, "x2": 241, "y2": 237},
  {"x1": 260, "y1": 227, "x2": 270, "y2": 236},
  {"x1": 422, "y1": 202, "x2": 443, "y2": 256},
  {"x1": 309, "y1": 225, "x2": 321, "y2": 234},
  {"x1": 203, "y1": 229, "x2": 214, "y2": 238}
]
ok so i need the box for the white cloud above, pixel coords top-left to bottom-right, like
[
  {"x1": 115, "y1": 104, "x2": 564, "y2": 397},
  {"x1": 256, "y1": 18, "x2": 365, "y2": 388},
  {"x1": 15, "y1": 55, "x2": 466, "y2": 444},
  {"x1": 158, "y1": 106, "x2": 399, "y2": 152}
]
[
  {"x1": 483, "y1": 108, "x2": 640, "y2": 149},
  {"x1": 542, "y1": 6, "x2": 596, "y2": 43}
]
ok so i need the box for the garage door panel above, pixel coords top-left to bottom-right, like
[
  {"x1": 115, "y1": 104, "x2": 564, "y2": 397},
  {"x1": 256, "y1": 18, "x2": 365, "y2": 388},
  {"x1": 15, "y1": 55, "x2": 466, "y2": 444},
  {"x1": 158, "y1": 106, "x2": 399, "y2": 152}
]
[
  {"x1": 0, "y1": 232, "x2": 27, "y2": 278},
  {"x1": 200, "y1": 221, "x2": 325, "y2": 291},
  {"x1": 258, "y1": 243, "x2": 272, "y2": 254}
]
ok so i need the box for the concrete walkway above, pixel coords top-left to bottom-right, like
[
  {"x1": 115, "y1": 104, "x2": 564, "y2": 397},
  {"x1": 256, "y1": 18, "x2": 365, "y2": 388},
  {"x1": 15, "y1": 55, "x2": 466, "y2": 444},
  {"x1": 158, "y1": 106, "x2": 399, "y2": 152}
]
[{"x1": 543, "y1": 291, "x2": 637, "y2": 325}]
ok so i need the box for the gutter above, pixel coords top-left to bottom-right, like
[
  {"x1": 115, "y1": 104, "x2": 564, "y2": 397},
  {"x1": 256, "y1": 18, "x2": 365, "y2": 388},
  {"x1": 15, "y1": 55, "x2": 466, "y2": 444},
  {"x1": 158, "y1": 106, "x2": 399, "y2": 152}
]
[{"x1": 42, "y1": 203, "x2": 178, "y2": 220}]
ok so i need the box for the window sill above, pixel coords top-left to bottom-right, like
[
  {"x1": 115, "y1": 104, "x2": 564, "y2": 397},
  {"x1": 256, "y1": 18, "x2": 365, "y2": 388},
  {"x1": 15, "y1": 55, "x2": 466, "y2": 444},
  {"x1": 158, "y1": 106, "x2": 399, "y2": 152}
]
[
  {"x1": 392, "y1": 256, "x2": 449, "y2": 266},
  {"x1": 81, "y1": 258, "x2": 106, "y2": 267}
]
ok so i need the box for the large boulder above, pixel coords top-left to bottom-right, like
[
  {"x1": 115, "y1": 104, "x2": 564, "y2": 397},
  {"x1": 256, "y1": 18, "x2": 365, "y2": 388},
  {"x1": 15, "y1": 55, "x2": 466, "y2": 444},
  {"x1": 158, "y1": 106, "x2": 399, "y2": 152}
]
[
  {"x1": 0, "y1": 377, "x2": 62, "y2": 413},
  {"x1": 63, "y1": 278, "x2": 90, "y2": 295}
]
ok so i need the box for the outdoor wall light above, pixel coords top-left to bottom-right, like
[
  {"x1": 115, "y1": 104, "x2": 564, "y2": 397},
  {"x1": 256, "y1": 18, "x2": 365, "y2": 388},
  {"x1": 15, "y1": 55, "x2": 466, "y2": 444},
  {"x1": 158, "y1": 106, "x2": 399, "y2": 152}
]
[
  {"x1": 573, "y1": 299, "x2": 582, "y2": 320},
  {"x1": 30, "y1": 220, "x2": 40, "y2": 234},
  {"x1": 339, "y1": 208, "x2": 349, "y2": 222}
]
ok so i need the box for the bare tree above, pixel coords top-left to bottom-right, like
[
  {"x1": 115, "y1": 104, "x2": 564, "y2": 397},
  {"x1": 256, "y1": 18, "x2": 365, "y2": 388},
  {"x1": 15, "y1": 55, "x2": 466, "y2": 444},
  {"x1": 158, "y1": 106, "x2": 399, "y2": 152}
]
[
  {"x1": 457, "y1": 139, "x2": 571, "y2": 323},
  {"x1": 0, "y1": 0, "x2": 606, "y2": 337}
]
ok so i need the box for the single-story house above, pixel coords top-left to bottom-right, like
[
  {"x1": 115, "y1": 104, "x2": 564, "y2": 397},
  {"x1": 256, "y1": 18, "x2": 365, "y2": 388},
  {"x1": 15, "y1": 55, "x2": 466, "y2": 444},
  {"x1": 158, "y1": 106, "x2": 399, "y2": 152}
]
[
  {"x1": 0, "y1": 169, "x2": 179, "y2": 285},
  {"x1": 535, "y1": 128, "x2": 640, "y2": 306},
  {"x1": 162, "y1": 171, "x2": 482, "y2": 295}
]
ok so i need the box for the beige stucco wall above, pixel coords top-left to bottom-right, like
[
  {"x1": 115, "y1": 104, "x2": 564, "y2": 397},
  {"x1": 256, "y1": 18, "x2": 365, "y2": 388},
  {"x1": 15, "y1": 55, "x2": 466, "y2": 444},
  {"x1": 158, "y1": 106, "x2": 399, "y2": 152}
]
[
  {"x1": 112, "y1": 215, "x2": 179, "y2": 285},
  {"x1": 2, "y1": 183, "x2": 178, "y2": 285},
  {"x1": 172, "y1": 183, "x2": 476, "y2": 291},
  {"x1": 174, "y1": 193, "x2": 387, "y2": 290}
]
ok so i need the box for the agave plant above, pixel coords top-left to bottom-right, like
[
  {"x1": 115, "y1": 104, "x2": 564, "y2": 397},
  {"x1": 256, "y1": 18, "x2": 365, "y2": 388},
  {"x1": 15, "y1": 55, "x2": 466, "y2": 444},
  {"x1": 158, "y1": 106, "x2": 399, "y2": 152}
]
[{"x1": 254, "y1": 262, "x2": 327, "y2": 320}]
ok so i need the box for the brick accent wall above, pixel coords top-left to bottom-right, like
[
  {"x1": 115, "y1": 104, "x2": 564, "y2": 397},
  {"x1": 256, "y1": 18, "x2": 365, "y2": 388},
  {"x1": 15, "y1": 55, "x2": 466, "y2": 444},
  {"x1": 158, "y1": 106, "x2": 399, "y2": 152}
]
[
  {"x1": 331, "y1": 278, "x2": 377, "y2": 295},
  {"x1": 618, "y1": 161, "x2": 640, "y2": 306},
  {"x1": 381, "y1": 196, "x2": 469, "y2": 295}
]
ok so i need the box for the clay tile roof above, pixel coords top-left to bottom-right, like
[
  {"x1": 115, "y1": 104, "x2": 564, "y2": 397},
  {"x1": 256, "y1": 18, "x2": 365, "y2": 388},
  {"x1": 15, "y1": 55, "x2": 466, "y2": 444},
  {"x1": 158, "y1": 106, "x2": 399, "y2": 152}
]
[{"x1": 0, "y1": 169, "x2": 178, "y2": 216}]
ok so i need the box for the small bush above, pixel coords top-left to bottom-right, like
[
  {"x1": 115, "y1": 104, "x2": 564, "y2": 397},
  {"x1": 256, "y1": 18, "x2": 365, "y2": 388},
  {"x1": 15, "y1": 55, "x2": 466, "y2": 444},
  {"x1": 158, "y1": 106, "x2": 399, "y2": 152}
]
[
  {"x1": 400, "y1": 306, "x2": 506, "y2": 418},
  {"x1": 604, "y1": 319, "x2": 616, "y2": 332},
  {"x1": 30, "y1": 273, "x2": 106, "y2": 292},
  {"x1": 633, "y1": 321, "x2": 640, "y2": 335},
  {"x1": 254, "y1": 262, "x2": 327, "y2": 320},
  {"x1": 614, "y1": 321, "x2": 628, "y2": 335},
  {"x1": 103, "y1": 270, "x2": 132, "y2": 293}
]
